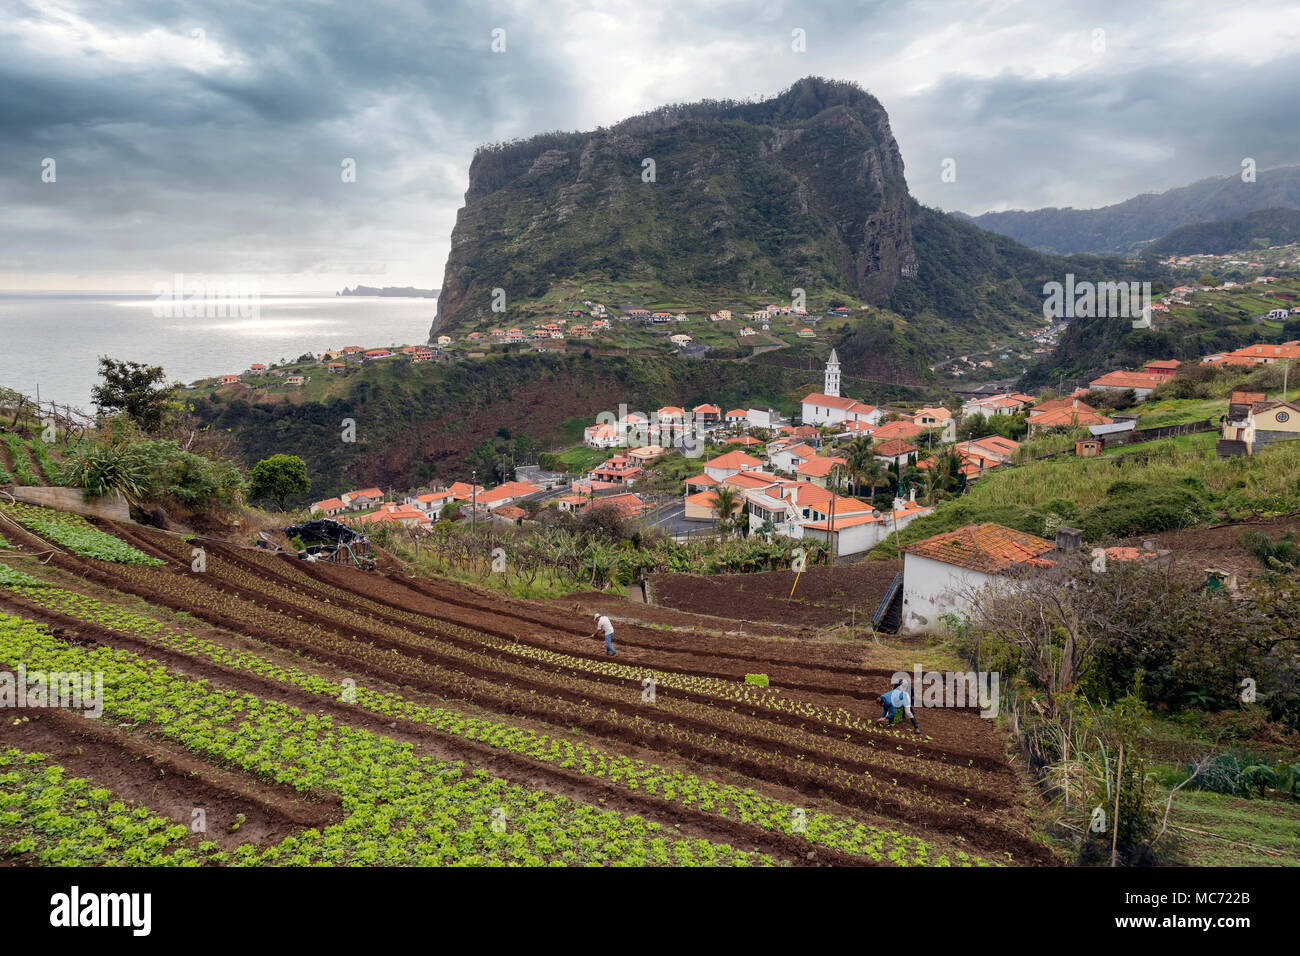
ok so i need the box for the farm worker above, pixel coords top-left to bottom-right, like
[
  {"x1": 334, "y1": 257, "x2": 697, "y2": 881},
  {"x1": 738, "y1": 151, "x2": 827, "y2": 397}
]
[
  {"x1": 878, "y1": 677, "x2": 919, "y2": 732},
  {"x1": 594, "y1": 614, "x2": 617, "y2": 656}
]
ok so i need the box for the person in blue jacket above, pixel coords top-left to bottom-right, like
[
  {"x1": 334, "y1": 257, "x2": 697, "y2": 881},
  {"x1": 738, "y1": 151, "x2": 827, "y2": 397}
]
[{"x1": 878, "y1": 677, "x2": 919, "y2": 732}]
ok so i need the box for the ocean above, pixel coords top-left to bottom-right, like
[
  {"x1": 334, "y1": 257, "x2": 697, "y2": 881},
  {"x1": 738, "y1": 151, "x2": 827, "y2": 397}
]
[{"x1": 0, "y1": 292, "x2": 437, "y2": 409}]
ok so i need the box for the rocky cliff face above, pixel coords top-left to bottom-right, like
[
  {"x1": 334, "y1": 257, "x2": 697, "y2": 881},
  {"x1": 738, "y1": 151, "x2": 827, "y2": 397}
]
[{"x1": 431, "y1": 77, "x2": 917, "y2": 337}]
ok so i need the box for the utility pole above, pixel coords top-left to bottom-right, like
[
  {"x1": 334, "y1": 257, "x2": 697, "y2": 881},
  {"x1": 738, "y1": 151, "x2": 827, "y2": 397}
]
[{"x1": 470, "y1": 469, "x2": 477, "y2": 533}]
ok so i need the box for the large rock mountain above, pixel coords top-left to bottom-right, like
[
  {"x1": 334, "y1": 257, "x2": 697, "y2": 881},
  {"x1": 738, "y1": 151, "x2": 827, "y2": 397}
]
[{"x1": 432, "y1": 78, "x2": 918, "y2": 335}]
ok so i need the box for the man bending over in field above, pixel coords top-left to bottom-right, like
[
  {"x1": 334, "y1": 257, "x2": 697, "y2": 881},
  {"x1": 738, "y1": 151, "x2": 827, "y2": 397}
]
[
  {"x1": 878, "y1": 677, "x2": 919, "y2": 732},
  {"x1": 594, "y1": 614, "x2": 617, "y2": 656}
]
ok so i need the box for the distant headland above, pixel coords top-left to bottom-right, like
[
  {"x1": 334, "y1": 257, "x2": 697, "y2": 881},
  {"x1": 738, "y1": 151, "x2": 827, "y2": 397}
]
[{"x1": 337, "y1": 285, "x2": 439, "y2": 297}]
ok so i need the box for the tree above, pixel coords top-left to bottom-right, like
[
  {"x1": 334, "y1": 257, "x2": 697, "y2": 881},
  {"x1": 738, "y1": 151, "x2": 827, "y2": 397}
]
[
  {"x1": 90, "y1": 357, "x2": 177, "y2": 433},
  {"x1": 248, "y1": 454, "x2": 310, "y2": 510},
  {"x1": 712, "y1": 484, "x2": 741, "y2": 538}
]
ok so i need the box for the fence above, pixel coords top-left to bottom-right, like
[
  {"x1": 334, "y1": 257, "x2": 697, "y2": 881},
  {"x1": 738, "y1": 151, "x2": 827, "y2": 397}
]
[{"x1": 1101, "y1": 418, "x2": 1216, "y2": 448}]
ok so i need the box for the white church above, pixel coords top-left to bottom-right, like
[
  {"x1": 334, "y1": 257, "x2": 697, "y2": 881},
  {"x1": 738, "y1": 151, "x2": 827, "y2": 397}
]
[{"x1": 800, "y1": 350, "x2": 884, "y2": 427}]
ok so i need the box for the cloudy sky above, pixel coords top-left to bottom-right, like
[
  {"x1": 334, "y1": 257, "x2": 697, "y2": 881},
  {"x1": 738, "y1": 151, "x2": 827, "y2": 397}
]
[{"x1": 3, "y1": 0, "x2": 1299, "y2": 291}]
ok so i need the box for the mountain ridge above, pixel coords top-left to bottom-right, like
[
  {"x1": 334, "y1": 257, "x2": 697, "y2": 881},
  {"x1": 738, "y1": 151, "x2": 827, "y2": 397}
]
[{"x1": 964, "y1": 165, "x2": 1300, "y2": 255}]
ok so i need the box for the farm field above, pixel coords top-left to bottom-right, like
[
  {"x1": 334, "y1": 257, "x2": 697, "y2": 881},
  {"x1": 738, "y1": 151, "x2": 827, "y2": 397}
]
[
  {"x1": 0, "y1": 502, "x2": 1055, "y2": 867},
  {"x1": 647, "y1": 561, "x2": 903, "y2": 630}
]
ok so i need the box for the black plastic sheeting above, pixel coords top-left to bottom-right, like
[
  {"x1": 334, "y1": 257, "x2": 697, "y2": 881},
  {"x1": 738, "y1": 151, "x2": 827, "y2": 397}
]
[{"x1": 284, "y1": 519, "x2": 365, "y2": 545}]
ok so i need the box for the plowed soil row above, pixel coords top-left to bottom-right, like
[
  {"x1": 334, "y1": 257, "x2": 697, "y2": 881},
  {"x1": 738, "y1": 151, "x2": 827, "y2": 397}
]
[
  {"x1": 5, "y1": 518, "x2": 1053, "y2": 863},
  {"x1": 649, "y1": 560, "x2": 902, "y2": 628},
  {"x1": 110, "y1": 527, "x2": 1007, "y2": 770},
  {"x1": 115, "y1": 563, "x2": 1010, "y2": 813},
  {"x1": 0, "y1": 594, "x2": 867, "y2": 867},
  {"x1": 0, "y1": 698, "x2": 340, "y2": 850}
]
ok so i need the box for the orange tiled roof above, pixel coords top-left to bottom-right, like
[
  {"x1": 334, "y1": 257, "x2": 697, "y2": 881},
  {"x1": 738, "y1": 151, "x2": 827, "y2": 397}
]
[
  {"x1": 905, "y1": 522, "x2": 1056, "y2": 574},
  {"x1": 494, "y1": 505, "x2": 527, "y2": 520},
  {"x1": 795, "y1": 455, "x2": 847, "y2": 478},
  {"x1": 478, "y1": 480, "x2": 541, "y2": 504},
  {"x1": 705, "y1": 450, "x2": 763, "y2": 470},
  {"x1": 872, "y1": 420, "x2": 924, "y2": 441},
  {"x1": 1090, "y1": 370, "x2": 1165, "y2": 390},
  {"x1": 312, "y1": 497, "x2": 345, "y2": 511},
  {"x1": 874, "y1": 438, "x2": 919, "y2": 457},
  {"x1": 725, "y1": 435, "x2": 761, "y2": 445},
  {"x1": 1029, "y1": 407, "x2": 1114, "y2": 428}
]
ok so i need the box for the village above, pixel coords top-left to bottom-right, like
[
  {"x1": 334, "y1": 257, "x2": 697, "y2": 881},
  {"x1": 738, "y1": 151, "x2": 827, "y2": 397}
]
[{"x1": 296, "y1": 330, "x2": 1300, "y2": 632}]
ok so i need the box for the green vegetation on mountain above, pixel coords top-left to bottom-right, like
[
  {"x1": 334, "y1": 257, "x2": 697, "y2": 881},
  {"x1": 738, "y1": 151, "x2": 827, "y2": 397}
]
[
  {"x1": 1143, "y1": 207, "x2": 1300, "y2": 258},
  {"x1": 965, "y1": 165, "x2": 1300, "y2": 255},
  {"x1": 191, "y1": 350, "x2": 929, "y2": 495}
]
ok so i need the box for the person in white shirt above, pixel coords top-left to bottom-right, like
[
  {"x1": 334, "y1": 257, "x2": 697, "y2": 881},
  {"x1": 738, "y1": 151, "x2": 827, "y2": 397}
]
[{"x1": 593, "y1": 614, "x2": 617, "y2": 656}]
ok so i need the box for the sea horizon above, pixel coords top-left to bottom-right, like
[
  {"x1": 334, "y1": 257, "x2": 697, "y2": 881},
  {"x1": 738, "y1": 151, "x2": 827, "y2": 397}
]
[{"x1": 0, "y1": 291, "x2": 438, "y2": 409}]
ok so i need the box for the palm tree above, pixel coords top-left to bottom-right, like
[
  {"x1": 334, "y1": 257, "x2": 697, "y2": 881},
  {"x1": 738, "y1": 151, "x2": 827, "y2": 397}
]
[
  {"x1": 711, "y1": 484, "x2": 740, "y2": 539},
  {"x1": 843, "y1": 436, "x2": 881, "y2": 498}
]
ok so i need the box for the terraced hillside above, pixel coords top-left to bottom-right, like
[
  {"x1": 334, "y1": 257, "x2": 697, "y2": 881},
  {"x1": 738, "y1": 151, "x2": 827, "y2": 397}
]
[{"x1": 0, "y1": 502, "x2": 1056, "y2": 866}]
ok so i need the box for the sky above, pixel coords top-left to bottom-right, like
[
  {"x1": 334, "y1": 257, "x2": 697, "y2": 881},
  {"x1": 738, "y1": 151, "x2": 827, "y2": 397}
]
[{"x1": 2, "y1": 0, "x2": 1299, "y2": 292}]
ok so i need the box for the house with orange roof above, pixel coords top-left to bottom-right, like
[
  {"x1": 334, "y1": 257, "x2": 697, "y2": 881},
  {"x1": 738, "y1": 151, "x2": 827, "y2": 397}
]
[
  {"x1": 310, "y1": 497, "x2": 347, "y2": 517},
  {"x1": 741, "y1": 482, "x2": 872, "y2": 538},
  {"x1": 953, "y1": 436, "x2": 1021, "y2": 476},
  {"x1": 1089, "y1": 370, "x2": 1165, "y2": 400},
  {"x1": 589, "y1": 492, "x2": 645, "y2": 520},
  {"x1": 960, "y1": 393, "x2": 1030, "y2": 418},
  {"x1": 443, "y1": 481, "x2": 485, "y2": 501},
  {"x1": 683, "y1": 489, "x2": 745, "y2": 521},
  {"x1": 900, "y1": 523, "x2": 1057, "y2": 632},
  {"x1": 683, "y1": 474, "x2": 717, "y2": 493},
  {"x1": 907, "y1": 407, "x2": 956, "y2": 442},
  {"x1": 769, "y1": 442, "x2": 821, "y2": 474},
  {"x1": 717, "y1": 470, "x2": 783, "y2": 494},
  {"x1": 476, "y1": 480, "x2": 541, "y2": 511},
  {"x1": 1141, "y1": 359, "x2": 1181, "y2": 381},
  {"x1": 693, "y1": 403, "x2": 721, "y2": 426},
  {"x1": 583, "y1": 422, "x2": 623, "y2": 449},
  {"x1": 1222, "y1": 342, "x2": 1300, "y2": 365},
  {"x1": 344, "y1": 502, "x2": 431, "y2": 529},
  {"x1": 800, "y1": 492, "x2": 933, "y2": 557},
  {"x1": 873, "y1": 438, "x2": 919, "y2": 467},
  {"x1": 723, "y1": 408, "x2": 748, "y2": 427},
  {"x1": 247, "y1": 363, "x2": 268, "y2": 375},
  {"x1": 833, "y1": 419, "x2": 877, "y2": 439},
  {"x1": 871, "y1": 420, "x2": 925, "y2": 443},
  {"x1": 795, "y1": 454, "x2": 848, "y2": 487},
  {"x1": 341, "y1": 488, "x2": 385, "y2": 511},
  {"x1": 588, "y1": 456, "x2": 642, "y2": 487},
  {"x1": 490, "y1": 504, "x2": 528, "y2": 526},
  {"x1": 1027, "y1": 402, "x2": 1114, "y2": 436},
  {"x1": 703, "y1": 450, "x2": 764, "y2": 482},
  {"x1": 627, "y1": 446, "x2": 666, "y2": 466},
  {"x1": 725, "y1": 435, "x2": 762, "y2": 447}
]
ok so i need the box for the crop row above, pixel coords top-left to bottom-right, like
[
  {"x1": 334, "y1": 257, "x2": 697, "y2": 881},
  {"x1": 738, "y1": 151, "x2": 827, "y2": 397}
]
[
  {"x1": 0, "y1": 503, "x2": 162, "y2": 566},
  {"x1": 0, "y1": 569, "x2": 989, "y2": 864},
  {"x1": 131, "y1": 541, "x2": 945, "y2": 754},
  {"x1": 125, "y1": 557, "x2": 994, "y2": 800},
  {"x1": 1, "y1": 434, "x2": 37, "y2": 486},
  {"x1": 0, "y1": 748, "x2": 218, "y2": 865},
  {"x1": 0, "y1": 612, "x2": 773, "y2": 867}
]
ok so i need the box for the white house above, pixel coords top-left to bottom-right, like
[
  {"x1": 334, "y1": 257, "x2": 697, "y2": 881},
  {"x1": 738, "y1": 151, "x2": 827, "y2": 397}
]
[
  {"x1": 799, "y1": 495, "x2": 932, "y2": 558},
  {"x1": 768, "y1": 442, "x2": 820, "y2": 474},
  {"x1": 899, "y1": 523, "x2": 1056, "y2": 633},
  {"x1": 703, "y1": 450, "x2": 764, "y2": 482}
]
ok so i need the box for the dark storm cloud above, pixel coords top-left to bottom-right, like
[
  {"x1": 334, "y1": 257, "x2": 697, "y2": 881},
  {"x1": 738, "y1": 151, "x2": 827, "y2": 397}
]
[{"x1": 0, "y1": 0, "x2": 1296, "y2": 288}]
